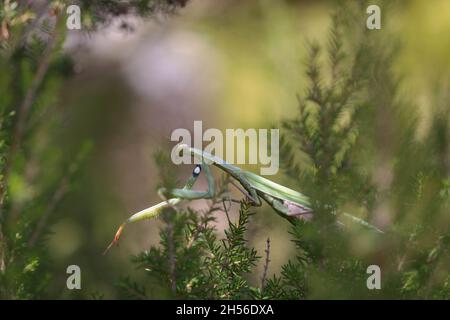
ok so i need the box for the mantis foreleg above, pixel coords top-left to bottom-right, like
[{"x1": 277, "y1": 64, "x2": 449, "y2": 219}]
[
  {"x1": 229, "y1": 179, "x2": 261, "y2": 206},
  {"x1": 103, "y1": 164, "x2": 208, "y2": 254}
]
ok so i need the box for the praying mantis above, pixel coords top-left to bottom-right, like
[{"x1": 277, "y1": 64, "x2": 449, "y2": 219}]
[{"x1": 104, "y1": 144, "x2": 383, "y2": 254}]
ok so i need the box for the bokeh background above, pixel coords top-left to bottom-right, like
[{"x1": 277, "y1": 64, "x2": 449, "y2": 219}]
[{"x1": 4, "y1": 0, "x2": 449, "y2": 298}]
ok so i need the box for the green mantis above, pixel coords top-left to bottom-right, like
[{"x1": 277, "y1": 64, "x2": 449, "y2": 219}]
[{"x1": 104, "y1": 144, "x2": 383, "y2": 254}]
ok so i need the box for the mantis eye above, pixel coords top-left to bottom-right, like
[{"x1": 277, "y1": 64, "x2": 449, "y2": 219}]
[{"x1": 193, "y1": 165, "x2": 202, "y2": 177}]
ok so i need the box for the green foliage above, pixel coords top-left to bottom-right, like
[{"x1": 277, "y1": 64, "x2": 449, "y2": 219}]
[
  {"x1": 0, "y1": 7, "x2": 73, "y2": 297},
  {"x1": 0, "y1": 0, "x2": 189, "y2": 299},
  {"x1": 275, "y1": 5, "x2": 448, "y2": 299},
  {"x1": 0, "y1": 0, "x2": 448, "y2": 300},
  {"x1": 120, "y1": 159, "x2": 262, "y2": 299},
  {"x1": 123, "y1": 4, "x2": 449, "y2": 300}
]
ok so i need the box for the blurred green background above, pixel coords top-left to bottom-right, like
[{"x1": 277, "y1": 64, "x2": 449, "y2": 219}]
[{"x1": 8, "y1": 0, "x2": 448, "y2": 298}]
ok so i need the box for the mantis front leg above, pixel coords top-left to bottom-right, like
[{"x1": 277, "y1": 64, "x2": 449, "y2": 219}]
[
  {"x1": 229, "y1": 179, "x2": 262, "y2": 206},
  {"x1": 104, "y1": 163, "x2": 210, "y2": 255}
]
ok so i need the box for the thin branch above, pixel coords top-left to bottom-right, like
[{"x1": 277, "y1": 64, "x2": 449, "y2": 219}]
[
  {"x1": 260, "y1": 237, "x2": 271, "y2": 292},
  {"x1": 0, "y1": 8, "x2": 60, "y2": 274},
  {"x1": 0, "y1": 14, "x2": 60, "y2": 219},
  {"x1": 167, "y1": 221, "x2": 177, "y2": 295},
  {"x1": 27, "y1": 178, "x2": 69, "y2": 247},
  {"x1": 222, "y1": 199, "x2": 232, "y2": 226},
  {"x1": 28, "y1": 151, "x2": 85, "y2": 247}
]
